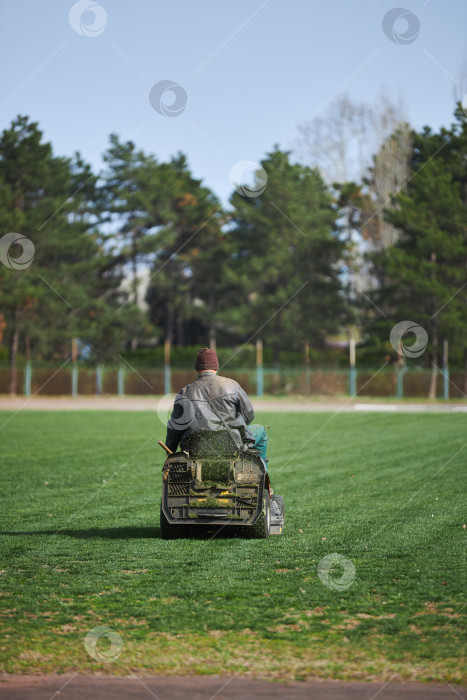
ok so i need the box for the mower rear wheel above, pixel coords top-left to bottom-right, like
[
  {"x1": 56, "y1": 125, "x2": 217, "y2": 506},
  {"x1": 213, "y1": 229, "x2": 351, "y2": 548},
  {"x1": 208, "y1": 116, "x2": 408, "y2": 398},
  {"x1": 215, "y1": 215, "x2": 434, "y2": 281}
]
[
  {"x1": 242, "y1": 496, "x2": 270, "y2": 539},
  {"x1": 160, "y1": 503, "x2": 187, "y2": 539}
]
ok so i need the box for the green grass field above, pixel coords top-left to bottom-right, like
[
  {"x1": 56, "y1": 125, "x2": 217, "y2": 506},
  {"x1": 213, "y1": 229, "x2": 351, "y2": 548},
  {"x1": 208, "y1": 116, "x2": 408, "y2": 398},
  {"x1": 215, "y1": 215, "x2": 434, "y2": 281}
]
[{"x1": 0, "y1": 410, "x2": 465, "y2": 682}]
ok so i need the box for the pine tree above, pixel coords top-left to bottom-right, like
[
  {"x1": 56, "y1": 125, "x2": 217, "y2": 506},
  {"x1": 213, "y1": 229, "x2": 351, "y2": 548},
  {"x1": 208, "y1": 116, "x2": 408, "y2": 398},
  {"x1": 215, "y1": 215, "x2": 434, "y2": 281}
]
[
  {"x1": 228, "y1": 148, "x2": 347, "y2": 366},
  {"x1": 0, "y1": 116, "x2": 135, "y2": 392},
  {"x1": 366, "y1": 107, "x2": 467, "y2": 396},
  {"x1": 144, "y1": 155, "x2": 223, "y2": 346}
]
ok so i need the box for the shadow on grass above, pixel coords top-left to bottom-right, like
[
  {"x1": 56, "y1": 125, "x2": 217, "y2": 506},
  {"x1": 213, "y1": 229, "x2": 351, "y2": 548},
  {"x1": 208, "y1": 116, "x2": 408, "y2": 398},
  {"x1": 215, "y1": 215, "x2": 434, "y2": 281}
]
[
  {"x1": 1, "y1": 525, "x2": 252, "y2": 540},
  {"x1": 1, "y1": 526, "x2": 160, "y2": 539}
]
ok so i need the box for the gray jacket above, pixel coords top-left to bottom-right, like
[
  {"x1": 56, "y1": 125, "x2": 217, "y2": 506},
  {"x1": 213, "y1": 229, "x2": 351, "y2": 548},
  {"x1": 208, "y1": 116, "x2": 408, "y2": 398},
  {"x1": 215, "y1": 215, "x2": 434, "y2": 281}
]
[{"x1": 165, "y1": 372, "x2": 255, "y2": 453}]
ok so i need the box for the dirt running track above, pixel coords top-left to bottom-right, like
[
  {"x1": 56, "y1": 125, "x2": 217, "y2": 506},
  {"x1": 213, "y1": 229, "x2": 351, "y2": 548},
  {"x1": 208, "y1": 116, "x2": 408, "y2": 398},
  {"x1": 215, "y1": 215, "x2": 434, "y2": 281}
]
[
  {"x1": 0, "y1": 396, "x2": 466, "y2": 413},
  {"x1": 0, "y1": 675, "x2": 465, "y2": 700}
]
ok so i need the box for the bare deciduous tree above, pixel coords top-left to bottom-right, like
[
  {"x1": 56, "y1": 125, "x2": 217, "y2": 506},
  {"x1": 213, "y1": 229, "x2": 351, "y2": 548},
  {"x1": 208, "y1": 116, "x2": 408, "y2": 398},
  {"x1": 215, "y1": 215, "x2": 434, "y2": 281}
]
[
  {"x1": 365, "y1": 122, "x2": 412, "y2": 250},
  {"x1": 295, "y1": 91, "x2": 409, "y2": 187}
]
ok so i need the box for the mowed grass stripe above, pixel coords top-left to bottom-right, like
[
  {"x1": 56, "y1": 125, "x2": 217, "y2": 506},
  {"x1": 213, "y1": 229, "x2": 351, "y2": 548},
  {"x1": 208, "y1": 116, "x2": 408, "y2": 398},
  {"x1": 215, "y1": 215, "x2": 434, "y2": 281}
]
[{"x1": 0, "y1": 410, "x2": 465, "y2": 681}]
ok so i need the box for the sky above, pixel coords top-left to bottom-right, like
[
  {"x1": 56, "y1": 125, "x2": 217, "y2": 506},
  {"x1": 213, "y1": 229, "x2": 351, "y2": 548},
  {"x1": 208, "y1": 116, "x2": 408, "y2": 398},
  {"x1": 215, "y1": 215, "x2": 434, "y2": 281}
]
[{"x1": 0, "y1": 0, "x2": 466, "y2": 205}]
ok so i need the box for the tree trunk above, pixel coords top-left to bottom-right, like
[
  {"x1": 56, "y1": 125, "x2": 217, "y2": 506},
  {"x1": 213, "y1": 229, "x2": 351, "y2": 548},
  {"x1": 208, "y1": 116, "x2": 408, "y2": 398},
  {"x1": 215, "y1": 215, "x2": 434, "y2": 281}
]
[
  {"x1": 9, "y1": 314, "x2": 19, "y2": 397},
  {"x1": 131, "y1": 229, "x2": 138, "y2": 306},
  {"x1": 25, "y1": 334, "x2": 31, "y2": 363},
  {"x1": 273, "y1": 342, "x2": 280, "y2": 369},
  {"x1": 208, "y1": 296, "x2": 216, "y2": 350},
  {"x1": 0, "y1": 313, "x2": 6, "y2": 345},
  {"x1": 176, "y1": 313, "x2": 184, "y2": 347},
  {"x1": 166, "y1": 303, "x2": 174, "y2": 345},
  {"x1": 272, "y1": 313, "x2": 282, "y2": 370},
  {"x1": 209, "y1": 326, "x2": 216, "y2": 350}
]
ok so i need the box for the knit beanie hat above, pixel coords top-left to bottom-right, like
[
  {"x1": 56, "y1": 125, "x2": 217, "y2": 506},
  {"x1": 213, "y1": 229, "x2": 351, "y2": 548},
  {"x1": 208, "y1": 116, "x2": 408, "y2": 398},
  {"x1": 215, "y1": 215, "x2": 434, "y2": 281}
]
[{"x1": 195, "y1": 347, "x2": 219, "y2": 371}]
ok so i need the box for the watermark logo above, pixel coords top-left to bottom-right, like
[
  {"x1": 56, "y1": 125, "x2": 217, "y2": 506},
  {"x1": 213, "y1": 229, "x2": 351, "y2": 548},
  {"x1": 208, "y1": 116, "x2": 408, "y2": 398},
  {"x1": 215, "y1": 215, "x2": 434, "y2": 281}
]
[
  {"x1": 229, "y1": 161, "x2": 268, "y2": 198},
  {"x1": 149, "y1": 81, "x2": 188, "y2": 117},
  {"x1": 156, "y1": 393, "x2": 195, "y2": 432},
  {"x1": 318, "y1": 553, "x2": 356, "y2": 592},
  {"x1": 0, "y1": 233, "x2": 35, "y2": 270},
  {"x1": 156, "y1": 393, "x2": 177, "y2": 427},
  {"x1": 382, "y1": 8, "x2": 420, "y2": 44},
  {"x1": 84, "y1": 626, "x2": 123, "y2": 663},
  {"x1": 390, "y1": 320, "x2": 428, "y2": 358},
  {"x1": 69, "y1": 0, "x2": 107, "y2": 38}
]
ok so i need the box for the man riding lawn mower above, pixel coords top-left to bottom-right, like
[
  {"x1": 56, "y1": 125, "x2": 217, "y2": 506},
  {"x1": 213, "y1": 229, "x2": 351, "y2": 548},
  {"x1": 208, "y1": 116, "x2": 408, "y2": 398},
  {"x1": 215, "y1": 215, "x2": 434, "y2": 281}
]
[{"x1": 159, "y1": 348, "x2": 285, "y2": 539}]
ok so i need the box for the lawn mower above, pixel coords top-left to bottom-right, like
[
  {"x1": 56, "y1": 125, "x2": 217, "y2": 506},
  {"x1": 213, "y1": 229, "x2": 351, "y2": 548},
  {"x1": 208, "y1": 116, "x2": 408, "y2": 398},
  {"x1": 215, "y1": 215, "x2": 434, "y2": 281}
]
[{"x1": 159, "y1": 430, "x2": 284, "y2": 539}]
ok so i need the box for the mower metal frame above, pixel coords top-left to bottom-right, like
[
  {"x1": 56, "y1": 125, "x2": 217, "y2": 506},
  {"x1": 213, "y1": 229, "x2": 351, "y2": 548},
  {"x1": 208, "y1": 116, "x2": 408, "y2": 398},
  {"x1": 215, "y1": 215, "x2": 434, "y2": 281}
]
[{"x1": 161, "y1": 449, "x2": 277, "y2": 529}]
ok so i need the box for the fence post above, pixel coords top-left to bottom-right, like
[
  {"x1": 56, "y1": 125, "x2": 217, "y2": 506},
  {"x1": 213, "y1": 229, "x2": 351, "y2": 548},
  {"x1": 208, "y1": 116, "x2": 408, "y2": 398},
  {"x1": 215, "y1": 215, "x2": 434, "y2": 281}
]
[
  {"x1": 24, "y1": 361, "x2": 32, "y2": 397},
  {"x1": 349, "y1": 336, "x2": 356, "y2": 396},
  {"x1": 304, "y1": 340, "x2": 311, "y2": 394},
  {"x1": 256, "y1": 338, "x2": 263, "y2": 397},
  {"x1": 118, "y1": 365, "x2": 125, "y2": 397},
  {"x1": 95, "y1": 365, "x2": 103, "y2": 395},
  {"x1": 443, "y1": 339, "x2": 449, "y2": 400},
  {"x1": 24, "y1": 335, "x2": 32, "y2": 397},
  {"x1": 395, "y1": 341, "x2": 404, "y2": 399},
  {"x1": 72, "y1": 365, "x2": 78, "y2": 397},
  {"x1": 396, "y1": 366, "x2": 404, "y2": 399},
  {"x1": 164, "y1": 338, "x2": 171, "y2": 395}
]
